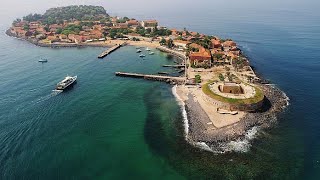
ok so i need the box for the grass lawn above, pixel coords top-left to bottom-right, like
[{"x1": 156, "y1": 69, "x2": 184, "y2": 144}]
[{"x1": 202, "y1": 82, "x2": 265, "y2": 105}]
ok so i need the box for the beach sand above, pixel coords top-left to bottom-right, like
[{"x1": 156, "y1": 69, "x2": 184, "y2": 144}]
[
  {"x1": 176, "y1": 85, "x2": 245, "y2": 129},
  {"x1": 86, "y1": 40, "x2": 160, "y2": 48}
]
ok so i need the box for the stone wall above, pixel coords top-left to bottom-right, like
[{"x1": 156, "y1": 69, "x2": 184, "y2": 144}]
[{"x1": 201, "y1": 92, "x2": 265, "y2": 112}]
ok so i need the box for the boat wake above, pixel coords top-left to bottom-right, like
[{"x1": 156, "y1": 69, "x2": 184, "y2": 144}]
[{"x1": 32, "y1": 90, "x2": 62, "y2": 104}]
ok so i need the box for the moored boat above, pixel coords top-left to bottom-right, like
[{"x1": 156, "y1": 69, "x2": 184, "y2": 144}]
[
  {"x1": 139, "y1": 54, "x2": 146, "y2": 58},
  {"x1": 146, "y1": 47, "x2": 151, "y2": 51},
  {"x1": 136, "y1": 49, "x2": 142, "y2": 53},
  {"x1": 38, "y1": 58, "x2": 48, "y2": 63},
  {"x1": 149, "y1": 51, "x2": 154, "y2": 55},
  {"x1": 56, "y1": 76, "x2": 77, "y2": 90}
]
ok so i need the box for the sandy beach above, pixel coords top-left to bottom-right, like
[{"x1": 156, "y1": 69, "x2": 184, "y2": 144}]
[{"x1": 84, "y1": 39, "x2": 160, "y2": 48}]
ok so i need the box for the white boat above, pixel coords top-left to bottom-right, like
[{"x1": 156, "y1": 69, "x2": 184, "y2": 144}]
[
  {"x1": 136, "y1": 49, "x2": 142, "y2": 53},
  {"x1": 56, "y1": 76, "x2": 77, "y2": 90},
  {"x1": 146, "y1": 47, "x2": 151, "y2": 51},
  {"x1": 38, "y1": 58, "x2": 48, "y2": 63},
  {"x1": 149, "y1": 52, "x2": 154, "y2": 55},
  {"x1": 139, "y1": 54, "x2": 146, "y2": 58}
]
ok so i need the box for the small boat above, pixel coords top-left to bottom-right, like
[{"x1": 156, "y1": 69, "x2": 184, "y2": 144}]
[
  {"x1": 38, "y1": 58, "x2": 48, "y2": 63},
  {"x1": 136, "y1": 49, "x2": 142, "y2": 53},
  {"x1": 146, "y1": 47, "x2": 151, "y2": 51},
  {"x1": 139, "y1": 54, "x2": 146, "y2": 58},
  {"x1": 149, "y1": 52, "x2": 154, "y2": 55},
  {"x1": 158, "y1": 72, "x2": 169, "y2": 75},
  {"x1": 56, "y1": 76, "x2": 77, "y2": 90}
]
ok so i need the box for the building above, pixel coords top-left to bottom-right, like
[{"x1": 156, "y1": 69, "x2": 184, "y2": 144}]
[
  {"x1": 173, "y1": 40, "x2": 190, "y2": 50},
  {"x1": 141, "y1": 20, "x2": 158, "y2": 28},
  {"x1": 189, "y1": 43, "x2": 212, "y2": 67},
  {"x1": 219, "y1": 83, "x2": 244, "y2": 94},
  {"x1": 211, "y1": 39, "x2": 222, "y2": 48},
  {"x1": 126, "y1": 19, "x2": 139, "y2": 26}
]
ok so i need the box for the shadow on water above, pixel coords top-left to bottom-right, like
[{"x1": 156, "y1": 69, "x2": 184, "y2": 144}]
[{"x1": 142, "y1": 84, "x2": 299, "y2": 179}]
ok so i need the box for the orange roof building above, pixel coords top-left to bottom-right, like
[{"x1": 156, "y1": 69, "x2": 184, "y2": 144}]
[
  {"x1": 189, "y1": 43, "x2": 212, "y2": 67},
  {"x1": 211, "y1": 39, "x2": 222, "y2": 48}
]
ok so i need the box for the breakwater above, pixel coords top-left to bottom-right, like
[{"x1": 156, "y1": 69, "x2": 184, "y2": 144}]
[
  {"x1": 115, "y1": 72, "x2": 186, "y2": 85},
  {"x1": 162, "y1": 64, "x2": 185, "y2": 68},
  {"x1": 98, "y1": 44, "x2": 123, "y2": 58}
]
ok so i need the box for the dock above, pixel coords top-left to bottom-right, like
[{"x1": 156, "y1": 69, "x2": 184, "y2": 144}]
[
  {"x1": 98, "y1": 43, "x2": 124, "y2": 58},
  {"x1": 162, "y1": 64, "x2": 185, "y2": 68},
  {"x1": 115, "y1": 72, "x2": 186, "y2": 84}
]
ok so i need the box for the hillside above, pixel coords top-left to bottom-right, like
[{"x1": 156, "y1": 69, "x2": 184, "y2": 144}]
[{"x1": 22, "y1": 5, "x2": 109, "y2": 24}]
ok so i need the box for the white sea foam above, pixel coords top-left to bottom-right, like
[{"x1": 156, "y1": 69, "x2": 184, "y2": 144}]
[
  {"x1": 223, "y1": 126, "x2": 260, "y2": 153},
  {"x1": 172, "y1": 85, "x2": 189, "y2": 137},
  {"x1": 282, "y1": 91, "x2": 290, "y2": 106},
  {"x1": 194, "y1": 142, "x2": 213, "y2": 152}
]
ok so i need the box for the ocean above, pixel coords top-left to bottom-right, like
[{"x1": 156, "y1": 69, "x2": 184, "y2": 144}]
[{"x1": 0, "y1": 0, "x2": 320, "y2": 179}]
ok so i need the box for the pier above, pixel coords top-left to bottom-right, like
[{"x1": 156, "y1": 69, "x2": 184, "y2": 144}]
[
  {"x1": 162, "y1": 64, "x2": 185, "y2": 68},
  {"x1": 98, "y1": 43, "x2": 124, "y2": 58},
  {"x1": 115, "y1": 72, "x2": 186, "y2": 84}
]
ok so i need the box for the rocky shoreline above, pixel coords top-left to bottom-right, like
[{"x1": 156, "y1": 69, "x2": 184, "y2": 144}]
[{"x1": 185, "y1": 83, "x2": 289, "y2": 145}]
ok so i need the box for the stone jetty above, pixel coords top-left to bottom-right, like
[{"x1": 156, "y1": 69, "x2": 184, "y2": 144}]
[
  {"x1": 115, "y1": 72, "x2": 186, "y2": 84},
  {"x1": 98, "y1": 43, "x2": 124, "y2": 58}
]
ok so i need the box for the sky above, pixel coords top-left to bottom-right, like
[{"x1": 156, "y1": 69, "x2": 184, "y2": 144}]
[{"x1": 0, "y1": 0, "x2": 319, "y2": 30}]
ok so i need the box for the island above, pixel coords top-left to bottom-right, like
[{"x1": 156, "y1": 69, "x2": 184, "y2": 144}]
[{"x1": 7, "y1": 5, "x2": 289, "y2": 152}]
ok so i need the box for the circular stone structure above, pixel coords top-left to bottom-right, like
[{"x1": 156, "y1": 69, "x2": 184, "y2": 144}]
[
  {"x1": 209, "y1": 82, "x2": 256, "y2": 99},
  {"x1": 202, "y1": 82, "x2": 265, "y2": 112}
]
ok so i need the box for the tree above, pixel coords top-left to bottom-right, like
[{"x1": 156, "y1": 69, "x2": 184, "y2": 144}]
[
  {"x1": 195, "y1": 75, "x2": 201, "y2": 83},
  {"x1": 44, "y1": 26, "x2": 49, "y2": 32},
  {"x1": 23, "y1": 24, "x2": 29, "y2": 31},
  {"x1": 218, "y1": 73, "x2": 225, "y2": 81},
  {"x1": 167, "y1": 39, "x2": 173, "y2": 48},
  {"x1": 160, "y1": 38, "x2": 166, "y2": 45},
  {"x1": 56, "y1": 28, "x2": 63, "y2": 34}
]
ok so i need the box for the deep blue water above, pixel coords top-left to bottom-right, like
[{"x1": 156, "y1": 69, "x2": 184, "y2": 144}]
[{"x1": 0, "y1": 0, "x2": 320, "y2": 179}]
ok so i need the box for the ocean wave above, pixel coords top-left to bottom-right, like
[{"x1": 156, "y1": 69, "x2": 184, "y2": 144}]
[
  {"x1": 210, "y1": 126, "x2": 260, "y2": 154},
  {"x1": 172, "y1": 85, "x2": 189, "y2": 137}
]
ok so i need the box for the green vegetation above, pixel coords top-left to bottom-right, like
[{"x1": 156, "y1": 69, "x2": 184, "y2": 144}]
[
  {"x1": 195, "y1": 75, "x2": 202, "y2": 83},
  {"x1": 20, "y1": 6, "x2": 109, "y2": 25},
  {"x1": 109, "y1": 28, "x2": 133, "y2": 39},
  {"x1": 59, "y1": 24, "x2": 82, "y2": 35},
  {"x1": 23, "y1": 24, "x2": 30, "y2": 31},
  {"x1": 212, "y1": 53, "x2": 224, "y2": 60},
  {"x1": 167, "y1": 39, "x2": 174, "y2": 48},
  {"x1": 191, "y1": 36, "x2": 212, "y2": 49},
  {"x1": 23, "y1": 13, "x2": 42, "y2": 22},
  {"x1": 218, "y1": 73, "x2": 225, "y2": 81},
  {"x1": 135, "y1": 26, "x2": 171, "y2": 37},
  {"x1": 202, "y1": 83, "x2": 265, "y2": 104},
  {"x1": 45, "y1": 5, "x2": 108, "y2": 21},
  {"x1": 160, "y1": 38, "x2": 166, "y2": 45}
]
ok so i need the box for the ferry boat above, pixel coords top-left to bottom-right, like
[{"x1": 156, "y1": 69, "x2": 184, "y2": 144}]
[
  {"x1": 38, "y1": 58, "x2": 48, "y2": 63},
  {"x1": 56, "y1": 76, "x2": 77, "y2": 90},
  {"x1": 139, "y1": 54, "x2": 146, "y2": 58}
]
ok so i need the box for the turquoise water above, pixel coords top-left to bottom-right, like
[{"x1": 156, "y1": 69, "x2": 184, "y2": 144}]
[{"x1": 1, "y1": 0, "x2": 320, "y2": 179}]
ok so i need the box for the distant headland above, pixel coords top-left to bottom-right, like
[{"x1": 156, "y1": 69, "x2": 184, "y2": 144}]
[{"x1": 7, "y1": 5, "x2": 289, "y2": 152}]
